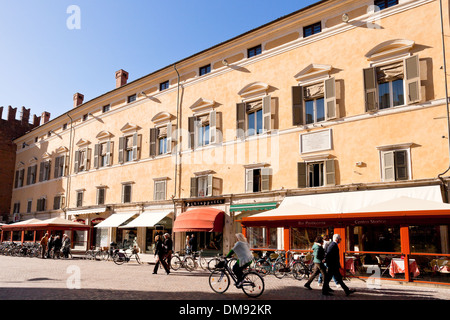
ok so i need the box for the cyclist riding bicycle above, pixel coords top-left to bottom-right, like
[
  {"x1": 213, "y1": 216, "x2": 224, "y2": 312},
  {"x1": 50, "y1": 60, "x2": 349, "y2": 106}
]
[{"x1": 226, "y1": 233, "x2": 253, "y2": 288}]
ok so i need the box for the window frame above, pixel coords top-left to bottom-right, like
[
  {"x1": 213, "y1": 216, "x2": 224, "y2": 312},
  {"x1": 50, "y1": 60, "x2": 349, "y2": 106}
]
[
  {"x1": 122, "y1": 183, "x2": 132, "y2": 203},
  {"x1": 154, "y1": 180, "x2": 167, "y2": 201},
  {"x1": 97, "y1": 187, "x2": 106, "y2": 205},
  {"x1": 303, "y1": 21, "x2": 322, "y2": 38},
  {"x1": 199, "y1": 64, "x2": 211, "y2": 76},
  {"x1": 245, "y1": 166, "x2": 272, "y2": 193},
  {"x1": 127, "y1": 94, "x2": 137, "y2": 104},
  {"x1": 247, "y1": 44, "x2": 262, "y2": 58},
  {"x1": 379, "y1": 148, "x2": 411, "y2": 182},
  {"x1": 374, "y1": 0, "x2": 399, "y2": 11},
  {"x1": 160, "y1": 80, "x2": 170, "y2": 91},
  {"x1": 76, "y1": 191, "x2": 84, "y2": 208}
]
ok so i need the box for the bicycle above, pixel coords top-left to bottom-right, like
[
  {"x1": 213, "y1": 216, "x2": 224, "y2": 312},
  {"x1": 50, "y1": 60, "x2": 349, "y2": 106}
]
[
  {"x1": 113, "y1": 247, "x2": 142, "y2": 265},
  {"x1": 271, "y1": 251, "x2": 308, "y2": 280},
  {"x1": 84, "y1": 246, "x2": 102, "y2": 260},
  {"x1": 209, "y1": 256, "x2": 265, "y2": 298},
  {"x1": 170, "y1": 251, "x2": 196, "y2": 271}
]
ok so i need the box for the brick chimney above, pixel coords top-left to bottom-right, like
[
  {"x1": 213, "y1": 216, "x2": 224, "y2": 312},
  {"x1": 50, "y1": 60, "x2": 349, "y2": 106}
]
[
  {"x1": 41, "y1": 111, "x2": 50, "y2": 125},
  {"x1": 115, "y1": 69, "x2": 129, "y2": 88},
  {"x1": 73, "y1": 92, "x2": 84, "y2": 108}
]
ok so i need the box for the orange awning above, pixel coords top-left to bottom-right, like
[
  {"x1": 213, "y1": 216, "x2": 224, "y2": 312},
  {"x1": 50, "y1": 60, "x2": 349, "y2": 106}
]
[{"x1": 173, "y1": 208, "x2": 224, "y2": 232}]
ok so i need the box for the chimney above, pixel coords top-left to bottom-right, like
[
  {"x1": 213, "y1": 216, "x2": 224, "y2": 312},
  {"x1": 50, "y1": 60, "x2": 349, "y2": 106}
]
[
  {"x1": 115, "y1": 69, "x2": 129, "y2": 88},
  {"x1": 41, "y1": 111, "x2": 50, "y2": 125},
  {"x1": 73, "y1": 92, "x2": 84, "y2": 108}
]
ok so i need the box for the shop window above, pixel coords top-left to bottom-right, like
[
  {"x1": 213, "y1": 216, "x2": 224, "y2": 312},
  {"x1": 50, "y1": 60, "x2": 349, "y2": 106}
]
[
  {"x1": 247, "y1": 226, "x2": 278, "y2": 249},
  {"x1": 346, "y1": 224, "x2": 401, "y2": 253},
  {"x1": 291, "y1": 227, "x2": 332, "y2": 250},
  {"x1": 410, "y1": 225, "x2": 449, "y2": 254}
]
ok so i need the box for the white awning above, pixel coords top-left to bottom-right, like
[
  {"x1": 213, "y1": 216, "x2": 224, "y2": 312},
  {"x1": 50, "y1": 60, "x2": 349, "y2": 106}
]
[
  {"x1": 248, "y1": 185, "x2": 446, "y2": 219},
  {"x1": 120, "y1": 210, "x2": 173, "y2": 228},
  {"x1": 95, "y1": 212, "x2": 137, "y2": 228},
  {"x1": 67, "y1": 207, "x2": 108, "y2": 216}
]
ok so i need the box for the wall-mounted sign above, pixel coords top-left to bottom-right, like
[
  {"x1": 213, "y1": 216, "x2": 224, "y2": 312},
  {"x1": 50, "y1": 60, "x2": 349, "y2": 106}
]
[
  {"x1": 186, "y1": 198, "x2": 225, "y2": 207},
  {"x1": 300, "y1": 129, "x2": 332, "y2": 154}
]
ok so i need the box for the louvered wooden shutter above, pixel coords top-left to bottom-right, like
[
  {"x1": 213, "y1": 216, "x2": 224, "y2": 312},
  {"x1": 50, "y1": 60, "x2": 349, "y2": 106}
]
[
  {"x1": 150, "y1": 128, "x2": 157, "y2": 157},
  {"x1": 297, "y1": 162, "x2": 307, "y2": 188},
  {"x1": 236, "y1": 103, "x2": 246, "y2": 139},
  {"x1": 383, "y1": 151, "x2": 395, "y2": 182},
  {"x1": 167, "y1": 123, "x2": 173, "y2": 153},
  {"x1": 132, "y1": 133, "x2": 139, "y2": 160},
  {"x1": 325, "y1": 159, "x2": 336, "y2": 186},
  {"x1": 39, "y1": 162, "x2": 44, "y2": 182},
  {"x1": 292, "y1": 86, "x2": 303, "y2": 126},
  {"x1": 405, "y1": 55, "x2": 420, "y2": 104},
  {"x1": 262, "y1": 95, "x2": 272, "y2": 132},
  {"x1": 325, "y1": 77, "x2": 337, "y2": 120},
  {"x1": 188, "y1": 117, "x2": 195, "y2": 149},
  {"x1": 246, "y1": 169, "x2": 254, "y2": 193},
  {"x1": 26, "y1": 167, "x2": 31, "y2": 185},
  {"x1": 363, "y1": 67, "x2": 378, "y2": 112},
  {"x1": 261, "y1": 168, "x2": 272, "y2": 192},
  {"x1": 118, "y1": 137, "x2": 125, "y2": 164},
  {"x1": 190, "y1": 177, "x2": 198, "y2": 197},
  {"x1": 74, "y1": 151, "x2": 80, "y2": 173},
  {"x1": 207, "y1": 174, "x2": 213, "y2": 196},
  {"x1": 106, "y1": 141, "x2": 113, "y2": 166},
  {"x1": 210, "y1": 110, "x2": 217, "y2": 144},
  {"x1": 93, "y1": 144, "x2": 100, "y2": 169},
  {"x1": 54, "y1": 156, "x2": 60, "y2": 178}
]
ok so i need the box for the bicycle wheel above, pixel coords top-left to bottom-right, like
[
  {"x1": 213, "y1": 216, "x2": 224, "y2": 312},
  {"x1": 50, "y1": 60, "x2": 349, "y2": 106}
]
[
  {"x1": 209, "y1": 270, "x2": 230, "y2": 294},
  {"x1": 208, "y1": 257, "x2": 220, "y2": 271},
  {"x1": 198, "y1": 256, "x2": 208, "y2": 270},
  {"x1": 113, "y1": 253, "x2": 126, "y2": 265},
  {"x1": 241, "y1": 271, "x2": 265, "y2": 298},
  {"x1": 134, "y1": 254, "x2": 142, "y2": 264},
  {"x1": 293, "y1": 262, "x2": 308, "y2": 280},
  {"x1": 184, "y1": 256, "x2": 196, "y2": 271},
  {"x1": 171, "y1": 255, "x2": 182, "y2": 270},
  {"x1": 273, "y1": 261, "x2": 287, "y2": 279}
]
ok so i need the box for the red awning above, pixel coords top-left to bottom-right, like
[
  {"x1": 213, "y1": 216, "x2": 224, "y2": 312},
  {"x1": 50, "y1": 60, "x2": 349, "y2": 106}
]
[{"x1": 173, "y1": 208, "x2": 224, "y2": 232}]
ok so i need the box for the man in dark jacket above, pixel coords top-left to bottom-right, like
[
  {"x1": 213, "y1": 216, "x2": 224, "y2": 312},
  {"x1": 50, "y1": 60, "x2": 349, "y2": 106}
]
[
  {"x1": 322, "y1": 234, "x2": 355, "y2": 296},
  {"x1": 163, "y1": 233, "x2": 173, "y2": 267}
]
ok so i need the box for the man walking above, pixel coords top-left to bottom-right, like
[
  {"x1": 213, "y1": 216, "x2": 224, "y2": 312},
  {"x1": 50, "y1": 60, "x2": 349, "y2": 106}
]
[
  {"x1": 40, "y1": 233, "x2": 49, "y2": 259},
  {"x1": 322, "y1": 234, "x2": 355, "y2": 296},
  {"x1": 163, "y1": 233, "x2": 173, "y2": 267}
]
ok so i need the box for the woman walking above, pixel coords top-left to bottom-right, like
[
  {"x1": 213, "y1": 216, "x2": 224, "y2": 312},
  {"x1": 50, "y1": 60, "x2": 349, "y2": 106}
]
[{"x1": 153, "y1": 235, "x2": 170, "y2": 275}]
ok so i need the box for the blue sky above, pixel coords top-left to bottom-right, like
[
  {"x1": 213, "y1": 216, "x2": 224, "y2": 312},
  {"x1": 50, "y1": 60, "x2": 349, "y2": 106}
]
[{"x1": 0, "y1": 0, "x2": 317, "y2": 121}]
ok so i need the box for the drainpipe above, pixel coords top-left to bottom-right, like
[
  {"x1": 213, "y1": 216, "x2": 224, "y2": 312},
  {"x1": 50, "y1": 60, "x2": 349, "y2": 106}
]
[
  {"x1": 173, "y1": 64, "x2": 181, "y2": 250},
  {"x1": 63, "y1": 113, "x2": 74, "y2": 218},
  {"x1": 437, "y1": 0, "x2": 450, "y2": 202}
]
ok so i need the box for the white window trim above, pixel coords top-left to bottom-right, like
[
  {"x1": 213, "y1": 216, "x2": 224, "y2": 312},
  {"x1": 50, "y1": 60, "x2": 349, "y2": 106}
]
[{"x1": 377, "y1": 143, "x2": 413, "y2": 182}]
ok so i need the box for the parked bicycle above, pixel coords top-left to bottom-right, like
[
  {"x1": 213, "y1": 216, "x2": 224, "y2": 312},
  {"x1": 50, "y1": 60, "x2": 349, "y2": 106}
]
[
  {"x1": 113, "y1": 247, "x2": 142, "y2": 265},
  {"x1": 170, "y1": 251, "x2": 196, "y2": 271},
  {"x1": 209, "y1": 256, "x2": 265, "y2": 298}
]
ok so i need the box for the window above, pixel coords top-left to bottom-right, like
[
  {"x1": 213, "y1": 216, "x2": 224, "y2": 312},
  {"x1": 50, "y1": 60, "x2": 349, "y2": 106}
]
[
  {"x1": 75, "y1": 148, "x2": 89, "y2": 173},
  {"x1": 39, "y1": 161, "x2": 51, "y2": 182},
  {"x1": 247, "y1": 45, "x2": 262, "y2": 58},
  {"x1": 76, "y1": 191, "x2": 84, "y2": 208},
  {"x1": 94, "y1": 141, "x2": 112, "y2": 168},
  {"x1": 291, "y1": 227, "x2": 333, "y2": 250},
  {"x1": 247, "y1": 227, "x2": 278, "y2": 249},
  {"x1": 245, "y1": 167, "x2": 271, "y2": 193},
  {"x1": 363, "y1": 55, "x2": 420, "y2": 112},
  {"x1": 13, "y1": 202, "x2": 20, "y2": 214},
  {"x1": 374, "y1": 0, "x2": 398, "y2": 10},
  {"x1": 36, "y1": 198, "x2": 46, "y2": 212},
  {"x1": 410, "y1": 224, "x2": 449, "y2": 254},
  {"x1": 303, "y1": 22, "x2": 321, "y2": 38},
  {"x1": 27, "y1": 165, "x2": 37, "y2": 185},
  {"x1": 199, "y1": 64, "x2": 211, "y2": 76},
  {"x1": 292, "y1": 78, "x2": 337, "y2": 126},
  {"x1": 62, "y1": 123, "x2": 68, "y2": 131},
  {"x1": 54, "y1": 155, "x2": 66, "y2": 178},
  {"x1": 154, "y1": 180, "x2": 166, "y2": 201},
  {"x1": 119, "y1": 133, "x2": 140, "y2": 163},
  {"x1": 160, "y1": 81, "x2": 169, "y2": 91},
  {"x1": 97, "y1": 187, "x2": 106, "y2": 205},
  {"x1": 150, "y1": 123, "x2": 174, "y2": 156},
  {"x1": 236, "y1": 96, "x2": 272, "y2": 139},
  {"x1": 99, "y1": 142, "x2": 108, "y2": 167},
  {"x1": 82, "y1": 114, "x2": 88, "y2": 121},
  {"x1": 53, "y1": 195, "x2": 62, "y2": 210},
  {"x1": 127, "y1": 94, "x2": 137, "y2": 103},
  {"x1": 347, "y1": 224, "x2": 401, "y2": 252},
  {"x1": 27, "y1": 200, "x2": 32, "y2": 213},
  {"x1": 14, "y1": 169, "x2": 24, "y2": 188},
  {"x1": 102, "y1": 104, "x2": 110, "y2": 113},
  {"x1": 188, "y1": 111, "x2": 221, "y2": 149},
  {"x1": 380, "y1": 149, "x2": 409, "y2": 181},
  {"x1": 297, "y1": 159, "x2": 336, "y2": 188},
  {"x1": 190, "y1": 174, "x2": 221, "y2": 197},
  {"x1": 122, "y1": 184, "x2": 132, "y2": 203}
]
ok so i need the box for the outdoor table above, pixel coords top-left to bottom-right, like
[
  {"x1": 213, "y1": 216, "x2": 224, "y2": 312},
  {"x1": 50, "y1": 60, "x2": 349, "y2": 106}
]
[
  {"x1": 389, "y1": 258, "x2": 420, "y2": 278},
  {"x1": 431, "y1": 258, "x2": 450, "y2": 273}
]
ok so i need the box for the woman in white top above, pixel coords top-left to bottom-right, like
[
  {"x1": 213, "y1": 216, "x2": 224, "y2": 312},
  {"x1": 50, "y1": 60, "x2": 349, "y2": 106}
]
[{"x1": 226, "y1": 233, "x2": 253, "y2": 287}]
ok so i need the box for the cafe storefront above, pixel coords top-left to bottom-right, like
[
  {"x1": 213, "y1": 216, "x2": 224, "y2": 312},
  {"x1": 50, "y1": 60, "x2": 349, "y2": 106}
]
[{"x1": 242, "y1": 185, "x2": 450, "y2": 285}]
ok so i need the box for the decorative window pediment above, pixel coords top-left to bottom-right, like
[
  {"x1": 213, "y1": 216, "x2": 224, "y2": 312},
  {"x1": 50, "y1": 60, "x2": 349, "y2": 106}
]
[
  {"x1": 55, "y1": 146, "x2": 68, "y2": 154},
  {"x1": 17, "y1": 161, "x2": 25, "y2": 168},
  {"x1": 29, "y1": 157, "x2": 38, "y2": 164},
  {"x1": 120, "y1": 122, "x2": 141, "y2": 133},
  {"x1": 76, "y1": 139, "x2": 90, "y2": 147},
  {"x1": 96, "y1": 130, "x2": 114, "y2": 140},
  {"x1": 238, "y1": 82, "x2": 270, "y2": 100},
  {"x1": 42, "y1": 152, "x2": 52, "y2": 160},
  {"x1": 294, "y1": 64, "x2": 332, "y2": 83},
  {"x1": 151, "y1": 112, "x2": 174, "y2": 126},
  {"x1": 365, "y1": 39, "x2": 415, "y2": 63},
  {"x1": 189, "y1": 98, "x2": 216, "y2": 116}
]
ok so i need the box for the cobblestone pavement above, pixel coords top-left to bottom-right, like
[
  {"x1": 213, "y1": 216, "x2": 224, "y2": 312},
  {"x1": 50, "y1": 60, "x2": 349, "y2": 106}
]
[{"x1": 0, "y1": 255, "x2": 449, "y2": 302}]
